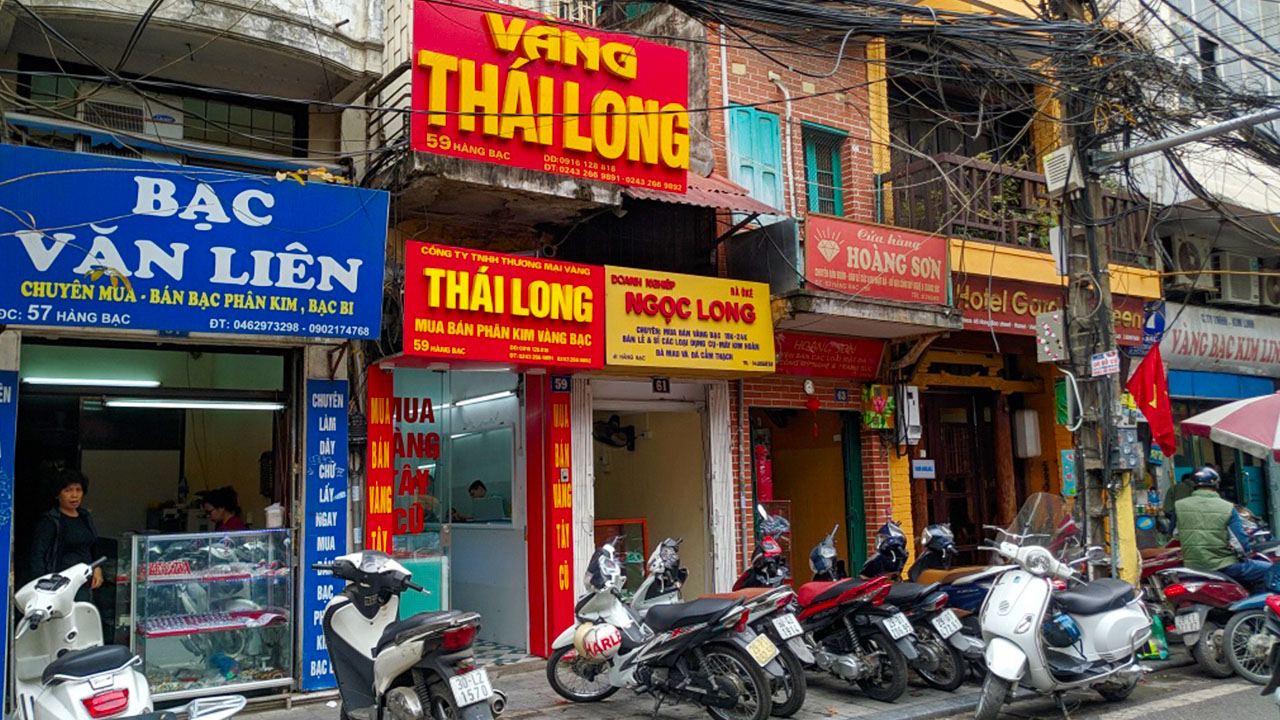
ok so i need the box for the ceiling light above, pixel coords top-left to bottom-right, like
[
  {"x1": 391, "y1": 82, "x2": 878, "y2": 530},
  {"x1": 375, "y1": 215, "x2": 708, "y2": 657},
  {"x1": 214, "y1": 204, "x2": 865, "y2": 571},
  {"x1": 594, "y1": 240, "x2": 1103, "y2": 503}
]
[
  {"x1": 450, "y1": 432, "x2": 479, "y2": 440},
  {"x1": 105, "y1": 398, "x2": 284, "y2": 411},
  {"x1": 24, "y1": 377, "x2": 160, "y2": 388},
  {"x1": 453, "y1": 391, "x2": 514, "y2": 407}
]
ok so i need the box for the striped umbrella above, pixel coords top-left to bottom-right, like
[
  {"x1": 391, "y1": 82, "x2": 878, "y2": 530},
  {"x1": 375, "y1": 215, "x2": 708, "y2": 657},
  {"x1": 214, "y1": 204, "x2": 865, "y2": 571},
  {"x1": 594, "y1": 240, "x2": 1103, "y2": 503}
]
[{"x1": 1181, "y1": 392, "x2": 1280, "y2": 461}]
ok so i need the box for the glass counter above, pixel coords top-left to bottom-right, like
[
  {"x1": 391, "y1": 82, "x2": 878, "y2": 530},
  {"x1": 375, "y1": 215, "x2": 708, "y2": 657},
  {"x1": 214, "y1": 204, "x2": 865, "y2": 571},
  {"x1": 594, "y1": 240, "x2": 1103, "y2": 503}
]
[{"x1": 117, "y1": 529, "x2": 294, "y2": 700}]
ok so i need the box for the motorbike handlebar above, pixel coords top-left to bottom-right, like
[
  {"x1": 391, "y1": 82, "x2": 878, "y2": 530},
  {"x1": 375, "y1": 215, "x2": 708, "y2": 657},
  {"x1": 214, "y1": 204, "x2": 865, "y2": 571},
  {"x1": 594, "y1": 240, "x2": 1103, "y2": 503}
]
[
  {"x1": 405, "y1": 580, "x2": 425, "y2": 593},
  {"x1": 312, "y1": 563, "x2": 334, "y2": 572},
  {"x1": 90, "y1": 556, "x2": 108, "y2": 569}
]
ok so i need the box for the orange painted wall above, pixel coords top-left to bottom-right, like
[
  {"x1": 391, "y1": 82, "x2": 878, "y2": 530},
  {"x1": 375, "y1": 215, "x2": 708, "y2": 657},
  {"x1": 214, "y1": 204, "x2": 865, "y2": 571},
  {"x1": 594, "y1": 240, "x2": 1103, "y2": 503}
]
[{"x1": 760, "y1": 410, "x2": 848, "y2": 577}]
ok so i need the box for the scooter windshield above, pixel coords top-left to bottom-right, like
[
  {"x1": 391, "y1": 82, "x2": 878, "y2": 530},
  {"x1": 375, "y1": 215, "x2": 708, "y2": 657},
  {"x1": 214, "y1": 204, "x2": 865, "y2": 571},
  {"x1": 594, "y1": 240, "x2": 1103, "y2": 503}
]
[{"x1": 991, "y1": 493, "x2": 1084, "y2": 564}]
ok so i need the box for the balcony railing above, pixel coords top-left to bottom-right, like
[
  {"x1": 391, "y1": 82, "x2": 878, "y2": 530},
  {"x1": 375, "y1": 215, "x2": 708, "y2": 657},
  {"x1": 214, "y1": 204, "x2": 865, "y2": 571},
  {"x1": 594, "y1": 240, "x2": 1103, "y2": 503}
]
[{"x1": 880, "y1": 152, "x2": 1155, "y2": 268}]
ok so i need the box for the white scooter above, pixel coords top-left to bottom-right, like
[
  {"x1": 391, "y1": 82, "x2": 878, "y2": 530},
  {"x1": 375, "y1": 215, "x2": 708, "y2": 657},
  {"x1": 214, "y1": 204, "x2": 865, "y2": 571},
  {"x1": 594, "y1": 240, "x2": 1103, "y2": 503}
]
[
  {"x1": 313, "y1": 551, "x2": 505, "y2": 720},
  {"x1": 13, "y1": 558, "x2": 246, "y2": 720},
  {"x1": 975, "y1": 494, "x2": 1150, "y2": 720}
]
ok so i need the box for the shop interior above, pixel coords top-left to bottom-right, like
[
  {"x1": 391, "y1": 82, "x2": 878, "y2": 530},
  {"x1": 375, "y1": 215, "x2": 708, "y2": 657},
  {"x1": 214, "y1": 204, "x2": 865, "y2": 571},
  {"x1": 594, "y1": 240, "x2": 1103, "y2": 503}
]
[
  {"x1": 1173, "y1": 399, "x2": 1270, "y2": 522},
  {"x1": 13, "y1": 341, "x2": 291, "y2": 697},
  {"x1": 750, "y1": 408, "x2": 860, "y2": 577},
  {"x1": 917, "y1": 390, "x2": 1000, "y2": 563},
  {"x1": 592, "y1": 409, "x2": 710, "y2": 600},
  {"x1": 388, "y1": 369, "x2": 526, "y2": 653}
]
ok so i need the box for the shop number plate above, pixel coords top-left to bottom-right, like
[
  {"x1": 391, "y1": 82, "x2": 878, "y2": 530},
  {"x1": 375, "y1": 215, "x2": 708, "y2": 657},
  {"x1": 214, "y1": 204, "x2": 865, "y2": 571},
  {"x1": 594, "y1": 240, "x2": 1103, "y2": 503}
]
[
  {"x1": 1175, "y1": 612, "x2": 1202, "y2": 636},
  {"x1": 931, "y1": 609, "x2": 962, "y2": 639},
  {"x1": 773, "y1": 614, "x2": 803, "y2": 640},
  {"x1": 449, "y1": 668, "x2": 493, "y2": 707},
  {"x1": 746, "y1": 633, "x2": 780, "y2": 666},
  {"x1": 884, "y1": 613, "x2": 913, "y2": 640}
]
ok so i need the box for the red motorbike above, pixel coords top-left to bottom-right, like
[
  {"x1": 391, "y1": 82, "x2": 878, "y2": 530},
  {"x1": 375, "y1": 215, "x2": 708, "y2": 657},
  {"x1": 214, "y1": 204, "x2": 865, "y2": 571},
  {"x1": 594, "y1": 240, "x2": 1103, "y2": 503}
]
[{"x1": 1159, "y1": 566, "x2": 1249, "y2": 677}]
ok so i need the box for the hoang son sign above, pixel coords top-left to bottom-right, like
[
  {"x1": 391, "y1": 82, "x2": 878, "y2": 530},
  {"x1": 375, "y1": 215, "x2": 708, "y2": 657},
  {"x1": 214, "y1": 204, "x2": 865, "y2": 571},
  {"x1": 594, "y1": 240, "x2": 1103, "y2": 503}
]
[{"x1": 411, "y1": 0, "x2": 689, "y2": 191}]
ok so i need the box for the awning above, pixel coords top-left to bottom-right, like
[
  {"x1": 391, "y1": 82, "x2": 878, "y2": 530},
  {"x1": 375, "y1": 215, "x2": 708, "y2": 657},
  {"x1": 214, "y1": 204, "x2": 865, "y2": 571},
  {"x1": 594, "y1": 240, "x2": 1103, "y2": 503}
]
[
  {"x1": 1169, "y1": 370, "x2": 1277, "y2": 401},
  {"x1": 623, "y1": 172, "x2": 782, "y2": 216}
]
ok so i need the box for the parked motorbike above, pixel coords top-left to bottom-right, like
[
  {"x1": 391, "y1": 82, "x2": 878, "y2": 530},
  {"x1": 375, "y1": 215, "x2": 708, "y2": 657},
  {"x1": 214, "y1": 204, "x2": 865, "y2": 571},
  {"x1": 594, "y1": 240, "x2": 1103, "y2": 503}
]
[
  {"x1": 1158, "y1": 567, "x2": 1250, "y2": 677},
  {"x1": 975, "y1": 494, "x2": 1150, "y2": 720},
  {"x1": 903, "y1": 523, "x2": 992, "y2": 671},
  {"x1": 1223, "y1": 592, "x2": 1280, "y2": 684},
  {"x1": 312, "y1": 551, "x2": 505, "y2": 720},
  {"x1": 1256, "y1": 595, "x2": 1280, "y2": 709},
  {"x1": 858, "y1": 522, "x2": 972, "y2": 691},
  {"x1": 632, "y1": 536, "x2": 809, "y2": 717},
  {"x1": 547, "y1": 537, "x2": 776, "y2": 720}
]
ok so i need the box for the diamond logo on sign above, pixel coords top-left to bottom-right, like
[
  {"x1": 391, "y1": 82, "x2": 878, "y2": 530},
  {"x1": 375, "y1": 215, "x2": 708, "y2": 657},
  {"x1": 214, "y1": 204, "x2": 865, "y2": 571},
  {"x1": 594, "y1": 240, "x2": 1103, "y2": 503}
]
[{"x1": 817, "y1": 238, "x2": 841, "y2": 262}]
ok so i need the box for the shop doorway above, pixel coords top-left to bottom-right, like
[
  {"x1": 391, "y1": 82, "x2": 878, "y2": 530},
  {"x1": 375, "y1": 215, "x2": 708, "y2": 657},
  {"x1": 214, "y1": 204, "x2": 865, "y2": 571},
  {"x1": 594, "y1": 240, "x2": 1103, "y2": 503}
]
[
  {"x1": 751, "y1": 409, "x2": 865, "y2": 578},
  {"x1": 592, "y1": 409, "x2": 710, "y2": 600},
  {"x1": 920, "y1": 391, "x2": 997, "y2": 562}
]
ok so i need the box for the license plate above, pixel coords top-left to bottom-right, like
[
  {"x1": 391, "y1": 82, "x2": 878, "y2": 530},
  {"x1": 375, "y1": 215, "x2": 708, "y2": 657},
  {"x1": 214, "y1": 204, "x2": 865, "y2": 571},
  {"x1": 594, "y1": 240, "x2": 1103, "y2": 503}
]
[
  {"x1": 448, "y1": 668, "x2": 493, "y2": 707},
  {"x1": 772, "y1": 614, "x2": 803, "y2": 640},
  {"x1": 931, "y1": 609, "x2": 962, "y2": 639},
  {"x1": 884, "y1": 613, "x2": 913, "y2": 640},
  {"x1": 746, "y1": 633, "x2": 780, "y2": 666},
  {"x1": 1175, "y1": 612, "x2": 1203, "y2": 636}
]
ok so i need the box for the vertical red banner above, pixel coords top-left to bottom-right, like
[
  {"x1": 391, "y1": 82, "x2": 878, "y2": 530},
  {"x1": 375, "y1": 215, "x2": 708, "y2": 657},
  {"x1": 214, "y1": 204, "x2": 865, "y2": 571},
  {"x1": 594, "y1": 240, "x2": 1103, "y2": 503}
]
[
  {"x1": 547, "y1": 378, "x2": 575, "y2": 636},
  {"x1": 366, "y1": 365, "x2": 396, "y2": 552}
]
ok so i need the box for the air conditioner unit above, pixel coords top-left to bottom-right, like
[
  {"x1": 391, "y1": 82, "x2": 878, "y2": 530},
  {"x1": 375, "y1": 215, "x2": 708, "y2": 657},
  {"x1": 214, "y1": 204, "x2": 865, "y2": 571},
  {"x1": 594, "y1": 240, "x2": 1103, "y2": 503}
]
[
  {"x1": 76, "y1": 86, "x2": 184, "y2": 142},
  {"x1": 1209, "y1": 251, "x2": 1259, "y2": 305},
  {"x1": 1261, "y1": 272, "x2": 1280, "y2": 309},
  {"x1": 1166, "y1": 233, "x2": 1216, "y2": 291},
  {"x1": 1042, "y1": 145, "x2": 1084, "y2": 194}
]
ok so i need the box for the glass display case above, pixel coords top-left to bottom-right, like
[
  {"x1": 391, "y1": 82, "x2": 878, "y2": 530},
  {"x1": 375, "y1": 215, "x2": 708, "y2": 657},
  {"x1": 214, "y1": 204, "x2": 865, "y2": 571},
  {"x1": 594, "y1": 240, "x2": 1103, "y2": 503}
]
[
  {"x1": 116, "y1": 529, "x2": 294, "y2": 700},
  {"x1": 594, "y1": 518, "x2": 647, "y2": 598}
]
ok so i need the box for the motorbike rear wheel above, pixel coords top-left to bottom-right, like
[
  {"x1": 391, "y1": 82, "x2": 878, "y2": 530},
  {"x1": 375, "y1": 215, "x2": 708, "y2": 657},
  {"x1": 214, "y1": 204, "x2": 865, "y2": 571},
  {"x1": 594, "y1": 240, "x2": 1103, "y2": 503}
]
[
  {"x1": 1190, "y1": 620, "x2": 1235, "y2": 679},
  {"x1": 912, "y1": 624, "x2": 965, "y2": 692},
  {"x1": 1095, "y1": 673, "x2": 1139, "y2": 702},
  {"x1": 546, "y1": 646, "x2": 618, "y2": 703},
  {"x1": 769, "y1": 646, "x2": 807, "y2": 718},
  {"x1": 700, "y1": 642, "x2": 773, "y2": 720},
  {"x1": 1225, "y1": 609, "x2": 1275, "y2": 685},
  {"x1": 855, "y1": 630, "x2": 909, "y2": 702},
  {"x1": 974, "y1": 675, "x2": 1011, "y2": 720},
  {"x1": 427, "y1": 679, "x2": 459, "y2": 720}
]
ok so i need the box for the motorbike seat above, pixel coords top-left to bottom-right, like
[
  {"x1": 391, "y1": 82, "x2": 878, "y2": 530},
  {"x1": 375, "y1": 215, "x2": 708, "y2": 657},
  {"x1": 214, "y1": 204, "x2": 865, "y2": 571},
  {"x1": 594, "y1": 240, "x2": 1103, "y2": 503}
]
[
  {"x1": 886, "y1": 582, "x2": 941, "y2": 606},
  {"x1": 797, "y1": 579, "x2": 867, "y2": 608},
  {"x1": 1053, "y1": 578, "x2": 1136, "y2": 616},
  {"x1": 703, "y1": 587, "x2": 774, "y2": 601},
  {"x1": 42, "y1": 645, "x2": 136, "y2": 685},
  {"x1": 375, "y1": 610, "x2": 466, "y2": 656},
  {"x1": 644, "y1": 598, "x2": 738, "y2": 633},
  {"x1": 914, "y1": 566, "x2": 988, "y2": 585}
]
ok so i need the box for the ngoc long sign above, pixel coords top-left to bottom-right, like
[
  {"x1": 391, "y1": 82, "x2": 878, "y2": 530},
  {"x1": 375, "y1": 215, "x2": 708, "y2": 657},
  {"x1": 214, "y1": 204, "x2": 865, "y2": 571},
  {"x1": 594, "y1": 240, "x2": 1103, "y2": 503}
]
[
  {"x1": 411, "y1": 0, "x2": 690, "y2": 191},
  {"x1": 0, "y1": 145, "x2": 388, "y2": 338}
]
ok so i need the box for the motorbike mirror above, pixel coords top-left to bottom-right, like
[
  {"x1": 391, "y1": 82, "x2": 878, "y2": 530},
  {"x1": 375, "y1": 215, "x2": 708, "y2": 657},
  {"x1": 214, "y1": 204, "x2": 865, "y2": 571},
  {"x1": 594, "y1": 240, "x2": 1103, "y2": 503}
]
[
  {"x1": 1085, "y1": 546, "x2": 1108, "y2": 563},
  {"x1": 757, "y1": 505, "x2": 769, "y2": 520},
  {"x1": 183, "y1": 695, "x2": 247, "y2": 720}
]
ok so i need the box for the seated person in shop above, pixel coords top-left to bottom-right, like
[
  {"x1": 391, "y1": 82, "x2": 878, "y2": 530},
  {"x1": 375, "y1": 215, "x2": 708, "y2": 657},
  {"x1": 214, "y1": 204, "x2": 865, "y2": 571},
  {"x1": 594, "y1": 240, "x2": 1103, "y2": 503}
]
[
  {"x1": 451, "y1": 480, "x2": 508, "y2": 523},
  {"x1": 1175, "y1": 466, "x2": 1280, "y2": 593},
  {"x1": 30, "y1": 468, "x2": 103, "y2": 601},
  {"x1": 201, "y1": 486, "x2": 248, "y2": 532}
]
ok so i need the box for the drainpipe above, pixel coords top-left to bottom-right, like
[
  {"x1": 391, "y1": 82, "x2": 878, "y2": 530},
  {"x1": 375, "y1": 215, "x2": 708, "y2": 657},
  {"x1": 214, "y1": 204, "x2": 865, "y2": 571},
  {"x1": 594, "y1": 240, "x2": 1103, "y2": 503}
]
[
  {"x1": 720, "y1": 26, "x2": 732, "y2": 173},
  {"x1": 738, "y1": 379, "x2": 750, "y2": 567},
  {"x1": 768, "y1": 72, "x2": 799, "y2": 220}
]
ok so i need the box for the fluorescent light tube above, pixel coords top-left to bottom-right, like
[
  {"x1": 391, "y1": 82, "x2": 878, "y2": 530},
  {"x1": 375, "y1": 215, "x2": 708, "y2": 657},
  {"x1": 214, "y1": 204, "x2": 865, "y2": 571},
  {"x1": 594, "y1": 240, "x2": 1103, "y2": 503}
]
[
  {"x1": 450, "y1": 432, "x2": 479, "y2": 440},
  {"x1": 453, "y1": 391, "x2": 514, "y2": 407},
  {"x1": 105, "y1": 398, "x2": 284, "y2": 411},
  {"x1": 24, "y1": 377, "x2": 160, "y2": 388}
]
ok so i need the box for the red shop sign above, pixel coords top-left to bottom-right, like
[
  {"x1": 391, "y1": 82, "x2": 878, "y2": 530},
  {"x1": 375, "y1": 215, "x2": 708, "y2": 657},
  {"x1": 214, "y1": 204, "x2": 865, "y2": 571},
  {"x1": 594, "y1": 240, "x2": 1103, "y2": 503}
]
[
  {"x1": 404, "y1": 242, "x2": 605, "y2": 369},
  {"x1": 411, "y1": 0, "x2": 689, "y2": 192},
  {"x1": 804, "y1": 217, "x2": 948, "y2": 304},
  {"x1": 954, "y1": 276, "x2": 1143, "y2": 345},
  {"x1": 775, "y1": 332, "x2": 885, "y2": 380}
]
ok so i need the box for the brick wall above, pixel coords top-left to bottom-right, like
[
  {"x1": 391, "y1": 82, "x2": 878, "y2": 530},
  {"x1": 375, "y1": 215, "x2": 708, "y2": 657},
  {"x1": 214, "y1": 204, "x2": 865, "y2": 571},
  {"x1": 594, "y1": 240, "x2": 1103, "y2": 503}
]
[
  {"x1": 729, "y1": 376, "x2": 898, "y2": 575},
  {"x1": 707, "y1": 26, "x2": 876, "y2": 223}
]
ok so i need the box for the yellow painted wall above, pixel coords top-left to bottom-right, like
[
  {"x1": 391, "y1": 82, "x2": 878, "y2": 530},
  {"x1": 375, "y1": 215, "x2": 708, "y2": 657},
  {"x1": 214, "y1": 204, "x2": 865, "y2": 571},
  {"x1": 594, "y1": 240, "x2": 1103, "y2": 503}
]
[
  {"x1": 183, "y1": 410, "x2": 274, "y2": 526},
  {"x1": 889, "y1": 450, "x2": 915, "y2": 568},
  {"x1": 949, "y1": 238, "x2": 1162, "y2": 299},
  {"x1": 917, "y1": 0, "x2": 1042, "y2": 17},
  {"x1": 1019, "y1": 362, "x2": 1076, "y2": 497},
  {"x1": 594, "y1": 412, "x2": 710, "y2": 599},
  {"x1": 766, "y1": 411, "x2": 848, "y2": 577}
]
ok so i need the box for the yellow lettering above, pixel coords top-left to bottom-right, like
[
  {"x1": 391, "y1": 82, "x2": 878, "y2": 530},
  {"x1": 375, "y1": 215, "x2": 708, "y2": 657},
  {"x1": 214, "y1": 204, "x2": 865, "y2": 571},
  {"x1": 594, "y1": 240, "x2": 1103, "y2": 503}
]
[
  {"x1": 592, "y1": 90, "x2": 626, "y2": 160},
  {"x1": 601, "y1": 42, "x2": 638, "y2": 79},
  {"x1": 483, "y1": 12, "x2": 525, "y2": 54},
  {"x1": 458, "y1": 59, "x2": 500, "y2": 134},
  {"x1": 422, "y1": 267, "x2": 446, "y2": 307},
  {"x1": 562, "y1": 31, "x2": 600, "y2": 71},
  {"x1": 498, "y1": 69, "x2": 539, "y2": 141},
  {"x1": 518, "y1": 25, "x2": 562, "y2": 70},
  {"x1": 416, "y1": 51, "x2": 458, "y2": 127},
  {"x1": 627, "y1": 96, "x2": 660, "y2": 164},
  {"x1": 659, "y1": 103, "x2": 690, "y2": 170},
  {"x1": 562, "y1": 82, "x2": 591, "y2": 153}
]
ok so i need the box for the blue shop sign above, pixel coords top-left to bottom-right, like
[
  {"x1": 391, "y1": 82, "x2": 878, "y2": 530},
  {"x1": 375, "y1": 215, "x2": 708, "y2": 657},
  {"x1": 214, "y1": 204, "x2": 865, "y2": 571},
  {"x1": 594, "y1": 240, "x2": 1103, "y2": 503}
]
[
  {"x1": 0, "y1": 145, "x2": 388, "y2": 338},
  {"x1": 301, "y1": 379, "x2": 349, "y2": 690}
]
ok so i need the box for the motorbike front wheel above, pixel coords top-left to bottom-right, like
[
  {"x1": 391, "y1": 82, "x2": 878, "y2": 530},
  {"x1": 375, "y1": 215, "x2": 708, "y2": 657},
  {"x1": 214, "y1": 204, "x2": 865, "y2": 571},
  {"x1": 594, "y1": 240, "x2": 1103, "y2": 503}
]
[
  {"x1": 855, "y1": 631, "x2": 908, "y2": 702},
  {"x1": 1190, "y1": 620, "x2": 1235, "y2": 679},
  {"x1": 912, "y1": 624, "x2": 965, "y2": 692},
  {"x1": 974, "y1": 674, "x2": 1011, "y2": 720},
  {"x1": 1225, "y1": 609, "x2": 1276, "y2": 685},
  {"x1": 546, "y1": 646, "x2": 619, "y2": 702},
  {"x1": 769, "y1": 646, "x2": 808, "y2": 718},
  {"x1": 699, "y1": 642, "x2": 774, "y2": 720}
]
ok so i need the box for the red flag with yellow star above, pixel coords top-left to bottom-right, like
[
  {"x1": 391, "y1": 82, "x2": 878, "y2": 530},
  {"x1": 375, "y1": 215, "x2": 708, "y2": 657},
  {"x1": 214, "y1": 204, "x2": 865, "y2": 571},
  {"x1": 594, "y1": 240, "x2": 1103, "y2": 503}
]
[{"x1": 1126, "y1": 345, "x2": 1177, "y2": 456}]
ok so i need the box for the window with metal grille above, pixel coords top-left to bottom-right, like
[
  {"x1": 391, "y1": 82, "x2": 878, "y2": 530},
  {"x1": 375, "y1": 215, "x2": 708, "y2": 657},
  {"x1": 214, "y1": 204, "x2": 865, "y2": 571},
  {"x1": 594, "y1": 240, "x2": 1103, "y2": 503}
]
[
  {"x1": 183, "y1": 97, "x2": 301, "y2": 155},
  {"x1": 803, "y1": 125, "x2": 845, "y2": 216}
]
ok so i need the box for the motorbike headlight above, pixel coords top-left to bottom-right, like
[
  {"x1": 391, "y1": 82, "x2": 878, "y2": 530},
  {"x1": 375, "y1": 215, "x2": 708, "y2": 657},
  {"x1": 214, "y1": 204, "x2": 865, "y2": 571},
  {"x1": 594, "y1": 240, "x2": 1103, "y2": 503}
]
[{"x1": 1026, "y1": 548, "x2": 1053, "y2": 577}]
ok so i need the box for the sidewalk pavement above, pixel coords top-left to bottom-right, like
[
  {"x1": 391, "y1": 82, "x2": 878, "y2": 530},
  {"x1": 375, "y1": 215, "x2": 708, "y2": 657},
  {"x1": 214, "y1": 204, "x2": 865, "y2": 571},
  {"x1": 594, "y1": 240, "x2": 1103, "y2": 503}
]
[{"x1": 238, "y1": 649, "x2": 1195, "y2": 720}]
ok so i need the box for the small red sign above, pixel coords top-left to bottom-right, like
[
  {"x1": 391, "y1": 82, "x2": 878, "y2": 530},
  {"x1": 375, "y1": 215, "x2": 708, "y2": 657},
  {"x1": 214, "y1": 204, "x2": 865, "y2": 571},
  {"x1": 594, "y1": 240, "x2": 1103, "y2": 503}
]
[
  {"x1": 805, "y1": 217, "x2": 948, "y2": 304},
  {"x1": 404, "y1": 242, "x2": 605, "y2": 369},
  {"x1": 145, "y1": 560, "x2": 191, "y2": 577},
  {"x1": 954, "y1": 276, "x2": 1143, "y2": 345},
  {"x1": 365, "y1": 366, "x2": 396, "y2": 553},
  {"x1": 775, "y1": 332, "x2": 885, "y2": 380}
]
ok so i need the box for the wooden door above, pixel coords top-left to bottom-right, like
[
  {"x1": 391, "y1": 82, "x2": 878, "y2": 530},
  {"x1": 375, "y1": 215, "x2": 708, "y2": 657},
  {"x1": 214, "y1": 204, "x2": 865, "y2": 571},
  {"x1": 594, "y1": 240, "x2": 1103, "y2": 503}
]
[{"x1": 921, "y1": 391, "x2": 996, "y2": 562}]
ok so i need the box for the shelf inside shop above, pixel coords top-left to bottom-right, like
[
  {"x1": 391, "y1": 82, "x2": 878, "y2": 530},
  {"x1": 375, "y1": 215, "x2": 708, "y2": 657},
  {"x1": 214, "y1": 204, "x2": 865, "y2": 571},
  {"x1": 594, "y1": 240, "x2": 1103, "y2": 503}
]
[{"x1": 137, "y1": 609, "x2": 289, "y2": 638}]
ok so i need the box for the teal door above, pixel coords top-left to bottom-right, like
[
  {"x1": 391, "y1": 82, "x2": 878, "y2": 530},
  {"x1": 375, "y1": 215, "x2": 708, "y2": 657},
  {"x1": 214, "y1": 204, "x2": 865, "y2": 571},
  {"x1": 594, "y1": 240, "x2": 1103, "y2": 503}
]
[{"x1": 841, "y1": 413, "x2": 867, "y2": 572}]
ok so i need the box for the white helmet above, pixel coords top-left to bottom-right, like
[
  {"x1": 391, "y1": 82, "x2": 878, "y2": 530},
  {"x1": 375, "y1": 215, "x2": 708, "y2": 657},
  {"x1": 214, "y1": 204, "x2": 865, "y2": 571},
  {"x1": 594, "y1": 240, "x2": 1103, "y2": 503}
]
[{"x1": 574, "y1": 622, "x2": 622, "y2": 660}]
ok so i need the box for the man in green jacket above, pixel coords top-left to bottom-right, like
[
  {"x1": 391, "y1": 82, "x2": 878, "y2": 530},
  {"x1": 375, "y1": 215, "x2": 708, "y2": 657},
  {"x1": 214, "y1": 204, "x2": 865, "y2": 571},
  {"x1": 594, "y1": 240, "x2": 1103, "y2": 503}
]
[{"x1": 1175, "y1": 466, "x2": 1278, "y2": 593}]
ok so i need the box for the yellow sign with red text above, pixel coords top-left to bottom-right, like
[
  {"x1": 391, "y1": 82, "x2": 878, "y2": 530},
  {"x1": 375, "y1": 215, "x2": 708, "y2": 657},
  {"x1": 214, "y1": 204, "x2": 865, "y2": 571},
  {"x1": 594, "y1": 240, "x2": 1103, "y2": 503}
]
[{"x1": 604, "y1": 266, "x2": 775, "y2": 373}]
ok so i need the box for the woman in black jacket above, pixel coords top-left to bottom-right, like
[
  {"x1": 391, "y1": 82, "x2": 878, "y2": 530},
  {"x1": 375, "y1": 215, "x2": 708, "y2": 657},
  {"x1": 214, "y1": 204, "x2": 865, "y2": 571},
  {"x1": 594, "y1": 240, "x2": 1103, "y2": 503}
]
[{"x1": 29, "y1": 469, "x2": 102, "y2": 601}]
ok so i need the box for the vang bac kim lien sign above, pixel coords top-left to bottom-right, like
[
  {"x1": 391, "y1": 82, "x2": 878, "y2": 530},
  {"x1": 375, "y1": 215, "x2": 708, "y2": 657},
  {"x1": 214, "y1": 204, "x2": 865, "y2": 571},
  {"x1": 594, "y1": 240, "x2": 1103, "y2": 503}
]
[{"x1": 412, "y1": 0, "x2": 689, "y2": 191}]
